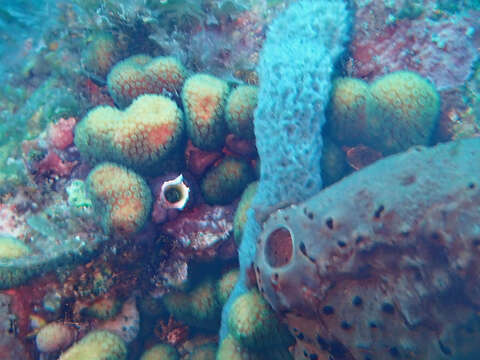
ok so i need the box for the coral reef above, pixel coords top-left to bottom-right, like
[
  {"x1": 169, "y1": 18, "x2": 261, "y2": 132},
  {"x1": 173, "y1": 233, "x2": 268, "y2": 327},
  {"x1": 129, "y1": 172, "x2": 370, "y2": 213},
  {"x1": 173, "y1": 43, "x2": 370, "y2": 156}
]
[
  {"x1": 227, "y1": 290, "x2": 290, "y2": 349},
  {"x1": 0, "y1": 293, "x2": 30, "y2": 359},
  {"x1": 233, "y1": 182, "x2": 257, "y2": 246},
  {"x1": 200, "y1": 157, "x2": 255, "y2": 205},
  {"x1": 163, "y1": 278, "x2": 221, "y2": 331},
  {"x1": 320, "y1": 138, "x2": 349, "y2": 186},
  {"x1": 326, "y1": 77, "x2": 374, "y2": 146},
  {"x1": 107, "y1": 55, "x2": 187, "y2": 108},
  {"x1": 187, "y1": 343, "x2": 217, "y2": 360},
  {"x1": 216, "y1": 269, "x2": 239, "y2": 306},
  {"x1": 225, "y1": 85, "x2": 258, "y2": 140},
  {"x1": 221, "y1": 0, "x2": 351, "y2": 340},
  {"x1": 97, "y1": 297, "x2": 140, "y2": 343},
  {"x1": 75, "y1": 94, "x2": 185, "y2": 174},
  {"x1": 369, "y1": 71, "x2": 440, "y2": 154},
  {"x1": 217, "y1": 335, "x2": 259, "y2": 360},
  {"x1": 59, "y1": 330, "x2": 127, "y2": 360},
  {"x1": 1, "y1": 0, "x2": 479, "y2": 359},
  {"x1": 350, "y1": 6, "x2": 479, "y2": 91},
  {"x1": 182, "y1": 74, "x2": 230, "y2": 151},
  {"x1": 86, "y1": 163, "x2": 152, "y2": 236},
  {"x1": 161, "y1": 203, "x2": 234, "y2": 252},
  {"x1": 81, "y1": 33, "x2": 120, "y2": 82},
  {"x1": 83, "y1": 296, "x2": 122, "y2": 320},
  {"x1": 47, "y1": 117, "x2": 77, "y2": 151},
  {"x1": 326, "y1": 71, "x2": 441, "y2": 155},
  {"x1": 140, "y1": 343, "x2": 179, "y2": 360},
  {"x1": 255, "y1": 138, "x2": 480, "y2": 359}
]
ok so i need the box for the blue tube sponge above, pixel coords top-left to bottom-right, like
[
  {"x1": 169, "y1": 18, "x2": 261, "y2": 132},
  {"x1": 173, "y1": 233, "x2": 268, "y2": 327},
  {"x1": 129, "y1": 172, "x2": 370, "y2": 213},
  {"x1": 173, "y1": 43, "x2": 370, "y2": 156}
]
[{"x1": 220, "y1": 0, "x2": 351, "y2": 340}]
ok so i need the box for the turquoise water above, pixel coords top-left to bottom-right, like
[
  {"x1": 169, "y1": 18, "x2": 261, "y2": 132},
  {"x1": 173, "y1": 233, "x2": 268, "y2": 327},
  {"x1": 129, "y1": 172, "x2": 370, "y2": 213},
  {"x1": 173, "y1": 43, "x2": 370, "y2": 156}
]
[{"x1": 0, "y1": 1, "x2": 479, "y2": 359}]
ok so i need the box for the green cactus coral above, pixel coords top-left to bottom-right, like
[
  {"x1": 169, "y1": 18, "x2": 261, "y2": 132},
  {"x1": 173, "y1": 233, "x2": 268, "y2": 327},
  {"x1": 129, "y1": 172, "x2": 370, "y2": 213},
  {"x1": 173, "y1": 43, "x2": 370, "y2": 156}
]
[
  {"x1": 228, "y1": 290, "x2": 292, "y2": 349},
  {"x1": 182, "y1": 74, "x2": 230, "y2": 150},
  {"x1": 86, "y1": 162, "x2": 152, "y2": 236},
  {"x1": 107, "y1": 55, "x2": 187, "y2": 108},
  {"x1": 140, "y1": 343, "x2": 179, "y2": 360},
  {"x1": 201, "y1": 157, "x2": 255, "y2": 205},
  {"x1": 233, "y1": 182, "x2": 258, "y2": 246},
  {"x1": 188, "y1": 343, "x2": 217, "y2": 360},
  {"x1": 216, "y1": 334, "x2": 260, "y2": 360},
  {"x1": 0, "y1": 235, "x2": 31, "y2": 260},
  {"x1": 58, "y1": 330, "x2": 127, "y2": 360},
  {"x1": 75, "y1": 94, "x2": 185, "y2": 175},
  {"x1": 326, "y1": 77, "x2": 375, "y2": 147},
  {"x1": 163, "y1": 278, "x2": 221, "y2": 330},
  {"x1": 225, "y1": 85, "x2": 258, "y2": 140},
  {"x1": 370, "y1": 70, "x2": 440, "y2": 154},
  {"x1": 216, "y1": 269, "x2": 239, "y2": 306},
  {"x1": 189, "y1": 278, "x2": 221, "y2": 329},
  {"x1": 81, "y1": 32, "x2": 120, "y2": 81},
  {"x1": 321, "y1": 138, "x2": 349, "y2": 187}
]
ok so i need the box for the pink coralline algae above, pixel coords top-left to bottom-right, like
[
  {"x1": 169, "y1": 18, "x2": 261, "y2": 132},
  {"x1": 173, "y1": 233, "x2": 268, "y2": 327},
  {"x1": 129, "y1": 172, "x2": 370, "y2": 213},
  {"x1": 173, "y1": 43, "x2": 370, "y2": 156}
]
[
  {"x1": 184, "y1": 140, "x2": 222, "y2": 176},
  {"x1": 162, "y1": 203, "x2": 234, "y2": 252},
  {"x1": 351, "y1": 14, "x2": 479, "y2": 90},
  {"x1": 34, "y1": 151, "x2": 77, "y2": 178},
  {"x1": 47, "y1": 117, "x2": 76, "y2": 151},
  {"x1": 255, "y1": 138, "x2": 480, "y2": 360}
]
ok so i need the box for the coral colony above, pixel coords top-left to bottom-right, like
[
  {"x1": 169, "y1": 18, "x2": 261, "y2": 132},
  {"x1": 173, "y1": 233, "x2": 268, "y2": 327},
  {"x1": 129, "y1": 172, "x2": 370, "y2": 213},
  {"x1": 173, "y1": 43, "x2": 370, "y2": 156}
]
[{"x1": 0, "y1": 0, "x2": 479, "y2": 359}]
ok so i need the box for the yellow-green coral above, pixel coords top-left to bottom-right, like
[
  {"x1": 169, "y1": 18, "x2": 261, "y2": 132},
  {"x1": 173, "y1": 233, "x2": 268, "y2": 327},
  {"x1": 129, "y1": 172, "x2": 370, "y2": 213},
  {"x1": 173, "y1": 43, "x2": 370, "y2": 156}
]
[
  {"x1": 182, "y1": 74, "x2": 230, "y2": 150},
  {"x1": 58, "y1": 330, "x2": 127, "y2": 360},
  {"x1": 217, "y1": 334, "x2": 260, "y2": 360},
  {"x1": 225, "y1": 85, "x2": 258, "y2": 140},
  {"x1": 140, "y1": 344, "x2": 179, "y2": 360},
  {"x1": 370, "y1": 71, "x2": 440, "y2": 154},
  {"x1": 228, "y1": 290, "x2": 292, "y2": 349},
  {"x1": 75, "y1": 94, "x2": 185, "y2": 175},
  {"x1": 86, "y1": 163, "x2": 152, "y2": 236},
  {"x1": 233, "y1": 182, "x2": 258, "y2": 246},
  {"x1": 216, "y1": 269, "x2": 239, "y2": 306},
  {"x1": 163, "y1": 278, "x2": 221, "y2": 330},
  {"x1": 188, "y1": 343, "x2": 217, "y2": 360},
  {"x1": 0, "y1": 235, "x2": 31, "y2": 259},
  {"x1": 201, "y1": 157, "x2": 255, "y2": 205}
]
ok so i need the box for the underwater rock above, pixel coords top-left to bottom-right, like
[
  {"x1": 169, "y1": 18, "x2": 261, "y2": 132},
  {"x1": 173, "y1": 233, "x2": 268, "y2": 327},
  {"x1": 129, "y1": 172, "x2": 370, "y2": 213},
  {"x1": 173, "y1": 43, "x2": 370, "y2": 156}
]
[
  {"x1": 255, "y1": 138, "x2": 480, "y2": 359},
  {"x1": 97, "y1": 297, "x2": 140, "y2": 343},
  {"x1": 162, "y1": 203, "x2": 234, "y2": 253},
  {"x1": 0, "y1": 293, "x2": 30, "y2": 359},
  {"x1": 0, "y1": 201, "x2": 107, "y2": 290}
]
